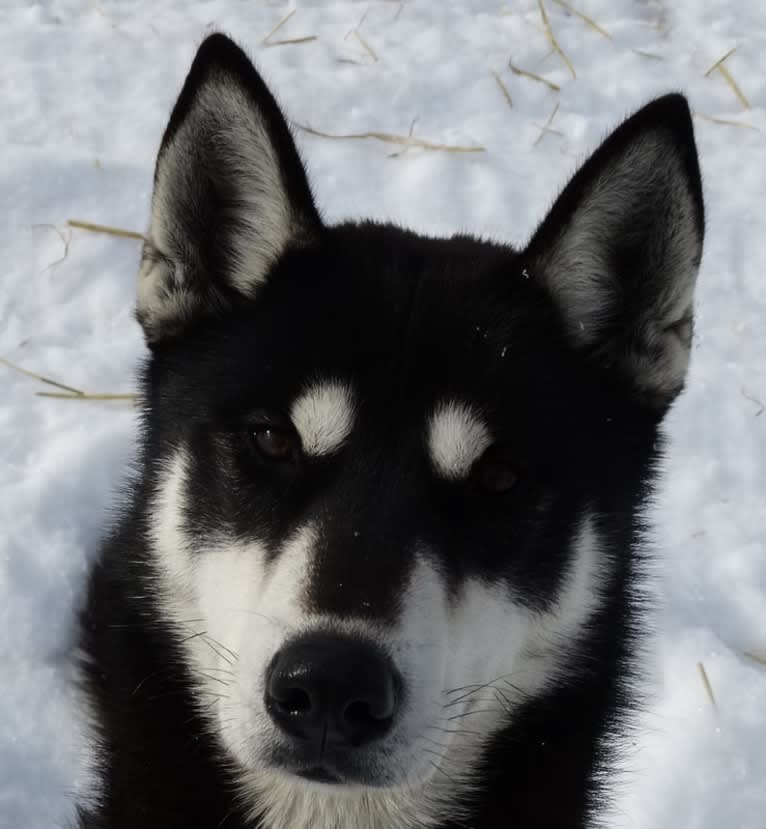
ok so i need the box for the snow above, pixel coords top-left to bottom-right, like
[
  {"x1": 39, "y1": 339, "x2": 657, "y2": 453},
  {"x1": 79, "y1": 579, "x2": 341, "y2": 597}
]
[{"x1": 0, "y1": 1, "x2": 764, "y2": 827}]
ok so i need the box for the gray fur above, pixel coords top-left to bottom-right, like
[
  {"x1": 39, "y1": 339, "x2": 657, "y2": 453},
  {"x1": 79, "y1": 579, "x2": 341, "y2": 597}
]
[
  {"x1": 533, "y1": 131, "x2": 703, "y2": 406},
  {"x1": 137, "y1": 68, "x2": 315, "y2": 341}
]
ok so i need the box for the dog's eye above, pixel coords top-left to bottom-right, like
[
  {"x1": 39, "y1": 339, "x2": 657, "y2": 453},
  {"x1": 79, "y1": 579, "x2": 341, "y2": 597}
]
[
  {"x1": 248, "y1": 426, "x2": 299, "y2": 463},
  {"x1": 477, "y1": 453, "x2": 518, "y2": 494}
]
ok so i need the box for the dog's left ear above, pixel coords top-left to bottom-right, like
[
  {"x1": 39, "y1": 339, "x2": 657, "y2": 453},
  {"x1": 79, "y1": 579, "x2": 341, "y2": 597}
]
[
  {"x1": 524, "y1": 94, "x2": 704, "y2": 409},
  {"x1": 137, "y1": 34, "x2": 321, "y2": 343}
]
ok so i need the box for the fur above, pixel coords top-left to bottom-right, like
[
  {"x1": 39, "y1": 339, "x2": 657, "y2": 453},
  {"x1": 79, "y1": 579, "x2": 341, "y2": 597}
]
[
  {"x1": 76, "y1": 33, "x2": 704, "y2": 829},
  {"x1": 290, "y1": 381, "x2": 356, "y2": 457},
  {"x1": 427, "y1": 400, "x2": 492, "y2": 481}
]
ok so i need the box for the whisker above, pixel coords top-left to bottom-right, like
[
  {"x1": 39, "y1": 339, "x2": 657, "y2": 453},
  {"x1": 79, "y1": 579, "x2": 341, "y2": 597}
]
[
  {"x1": 197, "y1": 636, "x2": 236, "y2": 666},
  {"x1": 426, "y1": 756, "x2": 462, "y2": 787},
  {"x1": 443, "y1": 683, "x2": 498, "y2": 706},
  {"x1": 186, "y1": 696, "x2": 222, "y2": 724},
  {"x1": 232, "y1": 608, "x2": 289, "y2": 630},
  {"x1": 199, "y1": 671, "x2": 233, "y2": 688},
  {"x1": 447, "y1": 708, "x2": 497, "y2": 721},
  {"x1": 442, "y1": 682, "x2": 490, "y2": 696},
  {"x1": 416, "y1": 734, "x2": 451, "y2": 751},
  {"x1": 203, "y1": 634, "x2": 240, "y2": 664},
  {"x1": 442, "y1": 671, "x2": 519, "y2": 697},
  {"x1": 442, "y1": 693, "x2": 503, "y2": 710},
  {"x1": 425, "y1": 723, "x2": 482, "y2": 738},
  {"x1": 493, "y1": 689, "x2": 512, "y2": 715},
  {"x1": 216, "y1": 809, "x2": 236, "y2": 829},
  {"x1": 177, "y1": 629, "x2": 209, "y2": 646},
  {"x1": 130, "y1": 669, "x2": 169, "y2": 696},
  {"x1": 501, "y1": 678, "x2": 527, "y2": 698},
  {"x1": 175, "y1": 625, "x2": 239, "y2": 666}
]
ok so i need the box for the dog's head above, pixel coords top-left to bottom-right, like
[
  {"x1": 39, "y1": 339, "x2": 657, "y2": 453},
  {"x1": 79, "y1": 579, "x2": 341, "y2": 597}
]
[{"x1": 136, "y1": 34, "x2": 703, "y2": 827}]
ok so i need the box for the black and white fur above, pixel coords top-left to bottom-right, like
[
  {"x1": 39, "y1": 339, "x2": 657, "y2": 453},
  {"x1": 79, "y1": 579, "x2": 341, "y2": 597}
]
[{"x1": 76, "y1": 34, "x2": 704, "y2": 829}]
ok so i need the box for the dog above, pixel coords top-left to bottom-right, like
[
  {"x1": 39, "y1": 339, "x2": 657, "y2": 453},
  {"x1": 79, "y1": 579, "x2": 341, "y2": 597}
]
[{"x1": 75, "y1": 33, "x2": 704, "y2": 829}]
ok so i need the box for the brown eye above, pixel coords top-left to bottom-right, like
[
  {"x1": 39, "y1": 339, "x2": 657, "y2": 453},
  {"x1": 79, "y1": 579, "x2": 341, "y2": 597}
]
[
  {"x1": 477, "y1": 454, "x2": 518, "y2": 494},
  {"x1": 250, "y1": 427, "x2": 298, "y2": 462}
]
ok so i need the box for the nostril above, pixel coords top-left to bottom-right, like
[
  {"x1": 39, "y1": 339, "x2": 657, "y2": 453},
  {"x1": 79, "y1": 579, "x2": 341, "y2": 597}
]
[
  {"x1": 345, "y1": 699, "x2": 378, "y2": 725},
  {"x1": 274, "y1": 686, "x2": 313, "y2": 716},
  {"x1": 343, "y1": 698, "x2": 395, "y2": 741}
]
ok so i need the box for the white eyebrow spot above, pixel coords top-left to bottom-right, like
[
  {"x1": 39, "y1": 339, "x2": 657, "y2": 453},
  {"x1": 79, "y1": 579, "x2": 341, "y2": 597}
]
[
  {"x1": 290, "y1": 380, "x2": 356, "y2": 457},
  {"x1": 427, "y1": 400, "x2": 492, "y2": 480}
]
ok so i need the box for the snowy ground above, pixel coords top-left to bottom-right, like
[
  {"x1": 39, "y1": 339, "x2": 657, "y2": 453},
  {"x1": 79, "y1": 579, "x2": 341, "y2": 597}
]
[{"x1": 0, "y1": 1, "x2": 764, "y2": 827}]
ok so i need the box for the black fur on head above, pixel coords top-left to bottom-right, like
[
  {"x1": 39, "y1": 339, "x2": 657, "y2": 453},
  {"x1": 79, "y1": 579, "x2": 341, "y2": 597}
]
[{"x1": 138, "y1": 34, "x2": 704, "y2": 411}]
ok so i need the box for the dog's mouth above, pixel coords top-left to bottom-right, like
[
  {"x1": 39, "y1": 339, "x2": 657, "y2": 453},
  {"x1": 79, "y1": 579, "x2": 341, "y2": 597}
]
[
  {"x1": 265, "y1": 742, "x2": 399, "y2": 789},
  {"x1": 295, "y1": 765, "x2": 344, "y2": 785}
]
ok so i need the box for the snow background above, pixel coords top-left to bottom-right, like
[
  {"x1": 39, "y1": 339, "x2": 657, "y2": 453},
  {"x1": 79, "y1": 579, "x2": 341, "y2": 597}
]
[{"x1": 0, "y1": 1, "x2": 764, "y2": 827}]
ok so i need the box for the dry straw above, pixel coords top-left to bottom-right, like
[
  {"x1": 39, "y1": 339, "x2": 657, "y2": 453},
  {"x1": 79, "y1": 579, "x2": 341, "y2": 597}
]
[
  {"x1": 0, "y1": 356, "x2": 135, "y2": 401},
  {"x1": 345, "y1": 10, "x2": 378, "y2": 63},
  {"x1": 695, "y1": 112, "x2": 758, "y2": 131},
  {"x1": 705, "y1": 47, "x2": 750, "y2": 110},
  {"x1": 262, "y1": 10, "x2": 317, "y2": 48},
  {"x1": 1, "y1": 356, "x2": 86, "y2": 396},
  {"x1": 740, "y1": 387, "x2": 765, "y2": 415},
  {"x1": 508, "y1": 61, "x2": 560, "y2": 92},
  {"x1": 68, "y1": 219, "x2": 144, "y2": 240},
  {"x1": 350, "y1": 29, "x2": 378, "y2": 62},
  {"x1": 36, "y1": 392, "x2": 137, "y2": 401},
  {"x1": 743, "y1": 651, "x2": 766, "y2": 666},
  {"x1": 538, "y1": 0, "x2": 576, "y2": 79},
  {"x1": 32, "y1": 224, "x2": 71, "y2": 271},
  {"x1": 534, "y1": 102, "x2": 562, "y2": 146},
  {"x1": 492, "y1": 71, "x2": 514, "y2": 109},
  {"x1": 697, "y1": 662, "x2": 717, "y2": 710},
  {"x1": 295, "y1": 123, "x2": 485, "y2": 154}
]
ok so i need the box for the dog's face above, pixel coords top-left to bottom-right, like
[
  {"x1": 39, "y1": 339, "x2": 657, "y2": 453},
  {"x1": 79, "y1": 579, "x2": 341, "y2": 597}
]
[{"x1": 137, "y1": 35, "x2": 703, "y2": 827}]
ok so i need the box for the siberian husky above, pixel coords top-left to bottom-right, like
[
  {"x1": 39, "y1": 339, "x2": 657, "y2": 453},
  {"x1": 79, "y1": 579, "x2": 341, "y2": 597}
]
[{"x1": 76, "y1": 33, "x2": 704, "y2": 829}]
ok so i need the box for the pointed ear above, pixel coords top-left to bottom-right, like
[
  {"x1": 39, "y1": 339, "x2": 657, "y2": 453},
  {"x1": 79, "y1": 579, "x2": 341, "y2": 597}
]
[
  {"x1": 137, "y1": 34, "x2": 321, "y2": 343},
  {"x1": 524, "y1": 94, "x2": 704, "y2": 408}
]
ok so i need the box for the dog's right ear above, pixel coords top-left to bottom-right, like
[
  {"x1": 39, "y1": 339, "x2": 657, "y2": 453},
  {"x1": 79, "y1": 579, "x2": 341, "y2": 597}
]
[
  {"x1": 137, "y1": 34, "x2": 321, "y2": 343},
  {"x1": 523, "y1": 94, "x2": 704, "y2": 409}
]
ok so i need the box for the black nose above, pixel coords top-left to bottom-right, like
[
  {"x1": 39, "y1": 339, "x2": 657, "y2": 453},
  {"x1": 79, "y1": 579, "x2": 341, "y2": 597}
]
[{"x1": 265, "y1": 635, "x2": 399, "y2": 748}]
